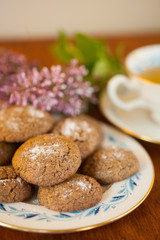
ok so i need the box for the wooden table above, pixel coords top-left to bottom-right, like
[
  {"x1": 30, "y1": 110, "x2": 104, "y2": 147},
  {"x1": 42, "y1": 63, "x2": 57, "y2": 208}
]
[{"x1": 0, "y1": 34, "x2": 160, "y2": 240}]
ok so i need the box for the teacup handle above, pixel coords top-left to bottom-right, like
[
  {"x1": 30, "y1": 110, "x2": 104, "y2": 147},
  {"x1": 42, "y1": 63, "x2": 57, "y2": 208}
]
[{"x1": 107, "y1": 75, "x2": 146, "y2": 111}]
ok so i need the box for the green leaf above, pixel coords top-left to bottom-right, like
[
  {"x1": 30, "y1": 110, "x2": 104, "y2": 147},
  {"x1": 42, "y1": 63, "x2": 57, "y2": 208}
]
[
  {"x1": 92, "y1": 57, "x2": 113, "y2": 78},
  {"x1": 50, "y1": 32, "x2": 125, "y2": 91},
  {"x1": 50, "y1": 32, "x2": 82, "y2": 63},
  {"x1": 75, "y1": 33, "x2": 105, "y2": 68}
]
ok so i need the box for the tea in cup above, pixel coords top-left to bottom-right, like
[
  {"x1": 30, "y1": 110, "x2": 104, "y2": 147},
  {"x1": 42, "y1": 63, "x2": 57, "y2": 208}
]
[{"x1": 107, "y1": 44, "x2": 160, "y2": 124}]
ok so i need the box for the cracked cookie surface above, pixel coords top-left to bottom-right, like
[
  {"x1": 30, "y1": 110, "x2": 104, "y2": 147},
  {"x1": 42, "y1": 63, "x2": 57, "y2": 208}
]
[
  {"x1": 0, "y1": 105, "x2": 54, "y2": 142},
  {"x1": 0, "y1": 166, "x2": 33, "y2": 202},
  {"x1": 81, "y1": 147, "x2": 139, "y2": 184},
  {"x1": 12, "y1": 134, "x2": 81, "y2": 186},
  {"x1": 52, "y1": 115, "x2": 103, "y2": 160},
  {"x1": 38, "y1": 173, "x2": 103, "y2": 211}
]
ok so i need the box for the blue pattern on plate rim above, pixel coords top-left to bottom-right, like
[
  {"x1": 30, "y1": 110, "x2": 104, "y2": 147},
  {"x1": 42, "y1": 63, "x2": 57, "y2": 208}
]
[
  {"x1": 0, "y1": 173, "x2": 140, "y2": 222},
  {"x1": 0, "y1": 127, "x2": 140, "y2": 222}
]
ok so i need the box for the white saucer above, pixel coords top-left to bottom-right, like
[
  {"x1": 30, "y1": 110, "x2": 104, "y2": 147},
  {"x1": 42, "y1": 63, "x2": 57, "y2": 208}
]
[
  {"x1": 0, "y1": 123, "x2": 154, "y2": 233},
  {"x1": 99, "y1": 89, "x2": 160, "y2": 144}
]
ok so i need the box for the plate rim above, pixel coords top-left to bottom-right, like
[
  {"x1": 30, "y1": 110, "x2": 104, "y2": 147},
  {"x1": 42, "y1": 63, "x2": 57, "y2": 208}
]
[
  {"x1": 0, "y1": 123, "x2": 155, "y2": 234},
  {"x1": 0, "y1": 175, "x2": 154, "y2": 233},
  {"x1": 99, "y1": 89, "x2": 160, "y2": 144}
]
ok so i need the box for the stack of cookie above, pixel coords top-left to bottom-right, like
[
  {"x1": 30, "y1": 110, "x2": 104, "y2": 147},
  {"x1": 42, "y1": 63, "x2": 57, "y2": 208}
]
[
  {"x1": 0, "y1": 105, "x2": 139, "y2": 212},
  {"x1": 0, "y1": 105, "x2": 54, "y2": 203}
]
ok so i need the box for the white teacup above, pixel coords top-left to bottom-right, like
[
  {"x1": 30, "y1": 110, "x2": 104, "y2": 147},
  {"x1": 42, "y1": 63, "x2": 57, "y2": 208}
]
[{"x1": 107, "y1": 44, "x2": 160, "y2": 124}]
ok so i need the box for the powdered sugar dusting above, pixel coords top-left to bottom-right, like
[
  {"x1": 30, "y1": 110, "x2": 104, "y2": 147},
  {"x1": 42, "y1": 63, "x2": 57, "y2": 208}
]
[
  {"x1": 101, "y1": 154, "x2": 107, "y2": 159},
  {"x1": 61, "y1": 119, "x2": 93, "y2": 137},
  {"x1": 29, "y1": 145, "x2": 53, "y2": 159},
  {"x1": 29, "y1": 143, "x2": 62, "y2": 160},
  {"x1": 27, "y1": 106, "x2": 45, "y2": 118},
  {"x1": 13, "y1": 107, "x2": 23, "y2": 113},
  {"x1": 76, "y1": 180, "x2": 91, "y2": 190},
  {"x1": 62, "y1": 121, "x2": 78, "y2": 136},
  {"x1": 61, "y1": 188, "x2": 74, "y2": 199},
  {"x1": 6, "y1": 120, "x2": 19, "y2": 131},
  {"x1": 0, "y1": 106, "x2": 45, "y2": 133},
  {"x1": 113, "y1": 148, "x2": 125, "y2": 160}
]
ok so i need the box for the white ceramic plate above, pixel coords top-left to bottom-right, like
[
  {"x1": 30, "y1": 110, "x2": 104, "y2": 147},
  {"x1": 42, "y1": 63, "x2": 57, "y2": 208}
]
[
  {"x1": 0, "y1": 123, "x2": 154, "y2": 233},
  {"x1": 99, "y1": 89, "x2": 160, "y2": 144}
]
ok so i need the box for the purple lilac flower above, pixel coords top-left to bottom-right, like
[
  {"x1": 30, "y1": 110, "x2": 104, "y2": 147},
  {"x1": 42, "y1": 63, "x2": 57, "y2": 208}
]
[
  {"x1": 0, "y1": 57, "x2": 98, "y2": 115},
  {"x1": 0, "y1": 48, "x2": 30, "y2": 108}
]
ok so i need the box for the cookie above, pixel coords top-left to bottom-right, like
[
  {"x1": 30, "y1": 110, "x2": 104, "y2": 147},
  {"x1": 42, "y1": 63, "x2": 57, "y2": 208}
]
[
  {"x1": 38, "y1": 174, "x2": 103, "y2": 212},
  {"x1": 0, "y1": 166, "x2": 33, "y2": 202},
  {"x1": 12, "y1": 134, "x2": 81, "y2": 186},
  {"x1": 52, "y1": 115, "x2": 103, "y2": 160},
  {"x1": 81, "y1": 147, "x2": 139, "y2": 184},
  {"x1": 0, "y1": 105, "x2": 54, "y2": 142},
  {"x1": 0, "y1": 142, "x2": 18, "y2": 166}
]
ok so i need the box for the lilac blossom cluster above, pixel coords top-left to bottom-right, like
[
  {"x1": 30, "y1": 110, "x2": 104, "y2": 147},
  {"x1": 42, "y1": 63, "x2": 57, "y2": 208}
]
[
  {"x1": 0, "y1": 48, "x2": 30, "y2": 108},
  {"x1": 0, "y1": 48, "x2": 28, "y2": 74},
  {"x1": 0, "y1": 57, "x2": 98, "y2": 115}
]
